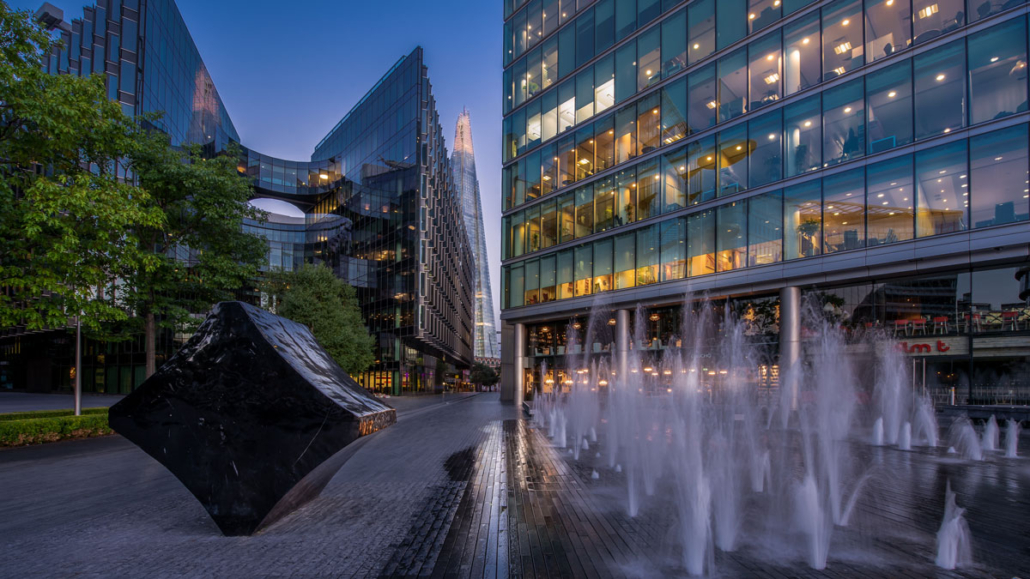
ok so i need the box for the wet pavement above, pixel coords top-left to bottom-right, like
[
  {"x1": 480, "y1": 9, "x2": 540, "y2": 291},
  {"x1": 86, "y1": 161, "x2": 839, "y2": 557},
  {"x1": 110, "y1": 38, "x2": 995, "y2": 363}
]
[
  {"x1": 0, "y1": 391, "x2": 124, "y2": 413},
  {"x1": 1, "y1": 393, "x2": 1029, "y2": 577}
]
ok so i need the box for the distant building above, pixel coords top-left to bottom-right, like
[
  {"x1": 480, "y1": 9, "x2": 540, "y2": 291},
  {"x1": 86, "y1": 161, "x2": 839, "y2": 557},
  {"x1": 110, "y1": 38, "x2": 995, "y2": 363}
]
[
  {"x1": 452, "y1": 110, "x2": 500, "y2": 360},
  {"x1": 2, "y1": 1, "x2": 474, "y2": 396}
]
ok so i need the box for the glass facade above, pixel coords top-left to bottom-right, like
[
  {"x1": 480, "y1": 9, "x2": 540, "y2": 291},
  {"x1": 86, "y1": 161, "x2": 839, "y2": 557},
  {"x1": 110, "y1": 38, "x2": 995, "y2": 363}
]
[
  {"x1": 502, "y1": 0, "x2": 1030, "y2": 402},
  {"x1": 452, "y1": 111, "x2": 501, "y2": 360}
]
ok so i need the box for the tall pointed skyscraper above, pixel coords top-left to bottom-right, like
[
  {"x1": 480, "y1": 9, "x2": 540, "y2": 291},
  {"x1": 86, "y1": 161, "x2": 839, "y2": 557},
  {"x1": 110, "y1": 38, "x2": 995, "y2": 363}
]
[{"x1": 452, "y1": 110, "x2": 499, "y2": 360}]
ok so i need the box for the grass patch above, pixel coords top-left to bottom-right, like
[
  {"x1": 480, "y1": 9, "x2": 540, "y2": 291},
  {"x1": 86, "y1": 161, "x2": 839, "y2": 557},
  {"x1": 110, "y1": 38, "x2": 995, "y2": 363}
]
[
  {"x1": 0, "y1": 407, "x2": 109, "y2": 422},
  {"x1": 0, "y1": 411, "x2": 112, "y2": 447}
]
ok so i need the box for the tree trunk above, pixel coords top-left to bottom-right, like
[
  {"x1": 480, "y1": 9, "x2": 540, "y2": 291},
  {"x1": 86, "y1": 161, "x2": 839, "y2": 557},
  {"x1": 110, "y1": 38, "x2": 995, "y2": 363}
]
[{"x1": 145, "y1": 312, "x2": 157, "y2": 378}]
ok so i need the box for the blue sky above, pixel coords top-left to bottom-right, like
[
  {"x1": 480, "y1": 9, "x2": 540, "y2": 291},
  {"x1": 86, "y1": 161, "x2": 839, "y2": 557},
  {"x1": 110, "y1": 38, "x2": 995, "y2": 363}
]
[{"x1": 12, "y1": 0, "x2": 505, "y2": 324}]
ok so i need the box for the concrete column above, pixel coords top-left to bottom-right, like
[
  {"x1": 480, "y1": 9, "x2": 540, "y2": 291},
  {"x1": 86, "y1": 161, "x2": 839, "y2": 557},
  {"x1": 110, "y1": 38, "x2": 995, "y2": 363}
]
[
  {"x1": 779, "y1": 286, "x2": 801, "y2": 410},
  {"x1": 513, "y1": 323, "x2": 526, "y2": 408},
  {"x1": 616, "y1": 309, "x2": 631, "y2": 380},
  {"x1": 500, "y1": 321, "x2": 516, "y2": 403}
]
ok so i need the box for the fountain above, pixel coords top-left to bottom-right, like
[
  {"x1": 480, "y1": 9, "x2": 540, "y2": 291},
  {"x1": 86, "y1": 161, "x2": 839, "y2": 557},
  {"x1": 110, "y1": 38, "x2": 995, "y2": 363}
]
[
  {"x1": 1005, "y1": 419, "x2": 1021, "y2": 458},
  {"x1": 982, "y1": 415, "x2": 999, "y2": 453},
  {"x1": 527, "y1": 293, "x2": 1008, "y2": 575},
  {"x1": 935, "y1": 481, "x2": 974, "y2": 570},
  {"x1": 949, "y1": 418, "x2": 984, "y2": 461}
]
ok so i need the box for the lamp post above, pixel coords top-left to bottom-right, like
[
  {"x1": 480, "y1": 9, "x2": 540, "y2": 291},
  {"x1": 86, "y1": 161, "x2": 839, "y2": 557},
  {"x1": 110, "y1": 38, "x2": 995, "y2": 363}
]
[{"x1": 74, "y1": 314, "x2": 81, "y2": 416}]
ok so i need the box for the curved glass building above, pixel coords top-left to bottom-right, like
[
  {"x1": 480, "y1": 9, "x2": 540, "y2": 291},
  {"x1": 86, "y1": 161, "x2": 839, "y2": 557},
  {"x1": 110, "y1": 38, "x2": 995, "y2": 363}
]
[
  {"x1": 5, "y1": 0, "x2": 474, "y2": 395},
  {"x1": 500, "y1": 0, "x2": 1030, "y2": 405}
]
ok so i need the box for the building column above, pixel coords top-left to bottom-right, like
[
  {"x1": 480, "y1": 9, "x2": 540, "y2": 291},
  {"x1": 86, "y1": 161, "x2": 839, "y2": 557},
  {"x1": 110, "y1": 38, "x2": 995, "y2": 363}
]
[
  {"x1": 779, "y1": 286, "x2": 801, "y2": 411},
  {"x1": 513, "y1": 323, "x2": 526, "y2": 408},
  {"x1": 615, "y1": 309, "x2": 631, "y2": 380}
]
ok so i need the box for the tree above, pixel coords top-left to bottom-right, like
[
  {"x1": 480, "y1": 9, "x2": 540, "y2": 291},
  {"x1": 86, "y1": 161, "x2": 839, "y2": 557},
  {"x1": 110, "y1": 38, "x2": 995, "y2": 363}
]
[
  {"x1": 0, "y1": 3, "x2": 161, "y2": 332},
  {"x1": 260, "y1": 263, "x2": 375, "y2": 377},
  {"x1": 117, "y1": 130, "x2": 267, "y2": 377},
  {"x1": 470, "y1": 363, "x2": 499, "y2": 389}
]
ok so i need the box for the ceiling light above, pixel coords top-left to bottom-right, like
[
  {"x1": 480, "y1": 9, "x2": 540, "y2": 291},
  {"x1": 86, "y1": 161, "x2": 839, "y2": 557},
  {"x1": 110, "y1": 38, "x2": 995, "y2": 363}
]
[
  {"x1": 888, "y1": 91, "x2": 897, "y2": 98},
  {"x1": 764, "y1": 73, "x2": 780, "y2": 84},
  {"x1": 936, "y1": 73, "x2": 946, "y2": 81},
  {"x1": 835, "y1": 42, "x2": 852, "y2": 55}
]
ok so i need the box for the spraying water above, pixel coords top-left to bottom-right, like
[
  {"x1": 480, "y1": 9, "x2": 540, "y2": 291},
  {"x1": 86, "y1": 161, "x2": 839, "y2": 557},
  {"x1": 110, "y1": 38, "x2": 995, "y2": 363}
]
[
  {"x1": 529, "y1": 293, "x2": 986, "y2": 575},
  {"x1": 982, "y1": 415, "x2": 999, "y2": 453},
  {"x1": 935, "y1": 481, "x2": 974, "y2": 570},
  {"x1": 948, "y1": 418, "x2": 983, "y2": 461},
  {"x1": 1005, "y1": 419, "x2": 1021, "y2": 458}
]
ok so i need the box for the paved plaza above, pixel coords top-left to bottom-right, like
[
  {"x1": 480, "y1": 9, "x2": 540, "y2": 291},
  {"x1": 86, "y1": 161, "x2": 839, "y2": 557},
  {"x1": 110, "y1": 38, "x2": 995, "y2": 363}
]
[{"x1": 1, "y1": 393, "x2": 1029, "y2": 578}]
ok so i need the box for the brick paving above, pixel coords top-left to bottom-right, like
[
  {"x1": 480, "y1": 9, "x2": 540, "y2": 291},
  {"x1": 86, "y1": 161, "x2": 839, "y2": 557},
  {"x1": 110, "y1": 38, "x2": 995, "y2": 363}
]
[{"x1": 2, "y1": 393, "x2": 1028, "y2": 578}]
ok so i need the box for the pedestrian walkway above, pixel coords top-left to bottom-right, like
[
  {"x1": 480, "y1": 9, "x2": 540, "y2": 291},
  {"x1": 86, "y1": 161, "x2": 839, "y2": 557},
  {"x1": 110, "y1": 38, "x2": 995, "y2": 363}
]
[{"x1": 0, "y1": 391, "x2": 124, "y2": 413}]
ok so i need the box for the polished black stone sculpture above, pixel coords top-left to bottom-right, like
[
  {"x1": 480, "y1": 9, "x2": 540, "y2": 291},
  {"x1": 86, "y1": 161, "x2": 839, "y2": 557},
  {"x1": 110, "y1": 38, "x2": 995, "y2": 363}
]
[{"x1": 109, "y1": 301, "x2": 395, "y2": 536}]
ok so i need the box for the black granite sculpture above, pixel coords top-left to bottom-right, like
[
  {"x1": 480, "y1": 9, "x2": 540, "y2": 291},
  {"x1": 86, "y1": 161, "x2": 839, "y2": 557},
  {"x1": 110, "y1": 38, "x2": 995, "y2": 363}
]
[{"x1": 109, "y1": 301, "x2": 395, "y2": 536}]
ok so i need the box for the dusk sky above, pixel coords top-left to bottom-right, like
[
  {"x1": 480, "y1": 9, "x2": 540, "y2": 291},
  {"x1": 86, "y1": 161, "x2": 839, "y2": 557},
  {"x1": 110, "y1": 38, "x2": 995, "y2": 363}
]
[{"x1": 12, "y1": 0, "x2": 505, "y2": 323}]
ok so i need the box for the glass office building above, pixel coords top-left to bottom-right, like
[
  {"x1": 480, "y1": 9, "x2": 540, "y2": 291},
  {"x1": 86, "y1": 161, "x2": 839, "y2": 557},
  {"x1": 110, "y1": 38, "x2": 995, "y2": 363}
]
[
  {"x1": 452, "y1": 110, "x2": 501, "y2": 360},
  {"x1": 500, "y1": 0, "x2": 1030, "y2": 405},
  {"x1": 1, "y1": 1, "x2": 474, "y2": 395}
]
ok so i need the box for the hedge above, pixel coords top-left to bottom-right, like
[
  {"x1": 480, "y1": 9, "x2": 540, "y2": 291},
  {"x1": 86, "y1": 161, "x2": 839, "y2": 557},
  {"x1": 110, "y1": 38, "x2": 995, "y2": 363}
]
[
  {"x1": 0, "y1": 407, "x2": 108, "y2": 422},
  {"x1": 0, "y1": 412, "x2": 112, "y2": 447}
]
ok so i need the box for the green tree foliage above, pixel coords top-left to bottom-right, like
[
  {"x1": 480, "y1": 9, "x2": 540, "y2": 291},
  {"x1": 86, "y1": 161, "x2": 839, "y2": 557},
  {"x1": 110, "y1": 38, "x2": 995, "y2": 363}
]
[
  {"x1": 261, "y1": 263, "x2": 375, "y2": 377},
  {"x1": 470, "y1": 363, "x2": 499, "y2": 388},
  {"x1": 116, "y1": 130, "x2": 267, "y2": 376},
  {"x1": 0, "y1": 3, "x2": 161, "y2": 332}
]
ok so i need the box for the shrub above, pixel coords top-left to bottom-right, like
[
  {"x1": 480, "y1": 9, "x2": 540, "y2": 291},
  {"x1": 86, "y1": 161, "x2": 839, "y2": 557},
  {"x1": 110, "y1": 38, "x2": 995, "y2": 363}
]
[
  {"x1": 0, "y1": 412, "x2": 112, "y2": 447},
  {"x1": 0, "y1": 407, "x2": 108, "y2": 422}
]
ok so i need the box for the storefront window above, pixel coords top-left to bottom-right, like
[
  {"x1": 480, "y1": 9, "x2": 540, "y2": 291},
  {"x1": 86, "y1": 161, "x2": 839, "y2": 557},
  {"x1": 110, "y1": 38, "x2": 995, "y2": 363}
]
[
  {"x1": 687, "y1": 208, "x2": 716, "y2": 276},
  {"x1": 822, "y1": 168, "x2": 865, "y2": 253},
  {"x1": 661, "y1": 218, "x2": 686, "y2": 281},
  {"x1": 784, "y1": 179, "x2": 822, "y2": 259},
  {"x1": 749, "y1": 190, "x2": 783, "y2": 266},
  {"x1": 914, "y1": 39, "x2": 965, "y2": 139},
  {"x1": 749, "y1": 110, "x2": 783, "y2": 188},
  {"x1": 867, "y1": 154, "x2": 915, "y2": 245},
  {"x1": 970, "y1": 124, "x2": 1030, "y2": 229},
  {"x1": 717, "y1": 200, "x2": 748, "y2": 272},
  {"x1": 916, "y1": 140, "x2": 968, "y2": 237},
  {"x1": 968, "y1": 17, "x2": 1028, "y2": 126},
  {"x1": 636, "y1": 225, "x2": 660, "y2": 285},
  {"x1": 784, "y1": 12, "x2": 821, "y2": 96},
  {"x1": 822, "y1": 79, "x2": 864, "y2": 167},
  {"x1": 866, "y1": 60, "x2": 913, "y2": 154}
]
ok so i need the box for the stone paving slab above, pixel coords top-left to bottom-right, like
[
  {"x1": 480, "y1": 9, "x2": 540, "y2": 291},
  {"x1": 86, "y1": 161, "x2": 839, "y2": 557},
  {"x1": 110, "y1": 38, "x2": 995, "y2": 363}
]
[{"x1": 2, "y1": 394, "x2": 1029, "y2": 578}]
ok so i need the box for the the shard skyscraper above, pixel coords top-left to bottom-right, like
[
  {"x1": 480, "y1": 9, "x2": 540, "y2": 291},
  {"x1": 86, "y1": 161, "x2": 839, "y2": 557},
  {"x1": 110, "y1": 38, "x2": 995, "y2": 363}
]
[{"x1": 451, "y1": 110, "x2": 500, "y2": 360}]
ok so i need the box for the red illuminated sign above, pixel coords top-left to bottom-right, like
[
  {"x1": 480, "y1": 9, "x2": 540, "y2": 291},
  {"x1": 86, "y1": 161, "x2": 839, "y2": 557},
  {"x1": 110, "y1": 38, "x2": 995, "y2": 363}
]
[{"x1": 896, "y1": 341, "x2": 951, "y2": 354}]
